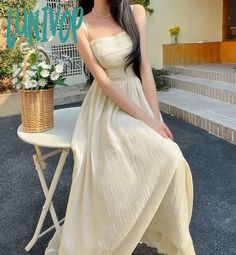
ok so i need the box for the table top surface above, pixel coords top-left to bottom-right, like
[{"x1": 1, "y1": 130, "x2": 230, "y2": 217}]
[{"x1": 17, "y1": 106, "x2": 81, "y2": 148}]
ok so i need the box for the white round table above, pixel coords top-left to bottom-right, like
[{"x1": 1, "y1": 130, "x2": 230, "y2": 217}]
[
  {"x1": 17, "y1": 106, "x2": 81, "y2": 148},
  {"x1": 17, "y1": 106, "x2": 81, "y2": 252}
]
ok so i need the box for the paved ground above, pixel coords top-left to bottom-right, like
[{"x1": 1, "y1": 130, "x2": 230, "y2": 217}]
[{"x1": 0, "y1": 102, "x2": 236, "y2": 255}]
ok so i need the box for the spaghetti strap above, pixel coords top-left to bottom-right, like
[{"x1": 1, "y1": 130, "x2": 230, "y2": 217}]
[
  {"x1": 130, "y1": 4, "x2": 134, "y2": 12},
  {"x1": 81, "y1": 21, "x2": 88, "y2": 39}
]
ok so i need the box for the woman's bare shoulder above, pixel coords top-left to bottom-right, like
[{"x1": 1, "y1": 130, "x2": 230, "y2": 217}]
[
  {"x1": 131, "y1": 4, "x2": 146, "y2": 24},
  {"x1": 76, "y1": 12, "x2": 94, "y2": 39},
  {"x1": 132, "y1": 4, "x2": 146, "y2": 12}
]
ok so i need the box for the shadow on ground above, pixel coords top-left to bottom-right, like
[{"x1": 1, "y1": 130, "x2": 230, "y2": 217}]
[{"x1": 0, "y1": 102, "x2": 236, "y2": 255}]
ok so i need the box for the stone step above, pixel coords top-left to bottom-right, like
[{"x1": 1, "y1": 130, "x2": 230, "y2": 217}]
[
  {"x1": 165, "y1": 74, "x2": 236, "y2": 104},
  {"x1": 165, "y1": 64, "x2": 236, "y2": 84},
  {"x1": 158, "y1": 88, "x2": 236, "y2": 145}
]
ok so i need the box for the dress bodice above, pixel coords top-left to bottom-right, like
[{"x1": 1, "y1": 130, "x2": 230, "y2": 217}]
[
  {"x1": 89, "y1": 30, "x2": 136, "y2": 81},
  {"x1": 81, "y1": 4, "x2": 136, "y2": 81}
]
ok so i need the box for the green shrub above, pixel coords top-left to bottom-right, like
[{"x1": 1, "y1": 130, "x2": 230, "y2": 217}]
[
  {"x1": 0, "y1": 1, "x2": 36, "y2": 92},
  {"x1": 152, "y1": 68, "x2": 171, "y2": 91}
]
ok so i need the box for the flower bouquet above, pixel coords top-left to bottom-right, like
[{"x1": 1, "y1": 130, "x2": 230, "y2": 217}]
[
  {"x1": 168, "y1": 26, "x2": 180, "y2": 44},
  {"x1": 12, "y1": 47, "x2": 67, "y2": 132}
]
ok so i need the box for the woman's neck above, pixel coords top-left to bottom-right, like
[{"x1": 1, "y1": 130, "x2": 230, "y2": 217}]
[{"x1": 93, "y1": 0, "x2": 110, "y2": 16}]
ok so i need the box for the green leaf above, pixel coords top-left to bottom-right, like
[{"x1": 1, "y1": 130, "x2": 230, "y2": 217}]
[{"x1": 52, "y1": 77, "x2": 66, "y2": 86}]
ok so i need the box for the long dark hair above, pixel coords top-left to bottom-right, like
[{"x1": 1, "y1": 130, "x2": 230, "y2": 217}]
[{"x1": 78, "y1": 0, "x2": 141, "y2": 80}]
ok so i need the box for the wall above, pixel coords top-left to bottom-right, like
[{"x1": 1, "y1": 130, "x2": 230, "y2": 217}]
[{"x1": 147, "y1": 0, "x2": 223, "y2": 68}]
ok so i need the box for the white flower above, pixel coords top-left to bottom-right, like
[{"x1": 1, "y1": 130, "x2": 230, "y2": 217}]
[
  {"x1": 12, "y1": 78, "x2": 18, "y2": 85},
  {"x1": 39, "y1": 61, "x2": 51, "y2": 69},
  {"x1": 39, "y1": 79, "x2": 47, "y2": 87},
  {"x1": 26, "y1": 70, "x2": 35, "y2": 78},
  {"x1": 17, "y1": 70, "x2": 34, "y2": 79},
  {"x1": 55, "y1": 64, "x2": 64, "y2": 74},
  {"x1": 16, "y1": 83, "x2": 22, "y2": 89},
  {"x1": 41, "y1": 69, "x2": 50, "y2": 78},
  {"x1": 31, "y1": 80, "x2": 38, "y2": 88},
  {"x1": 25, "y1": 72, "x2": 33, "y2": 80},
  {"x1": 24, "y1": 80, "x2": 32, "y2": 89},
  {"x1": 38, "y1": 61, "x2": 45, "y2": 67},
  {"x1": 13, "y1": 68, "x2": 21, "y2": 78},
  {"x1": 24, "y1": 79, "x2": 38, "y2": 89},
  {"x1": 31, "y1": 65, "x2": 37, "y2": 70},
  {"x1": 50, "y1": 71, "x2": 59, "y2": 81}
]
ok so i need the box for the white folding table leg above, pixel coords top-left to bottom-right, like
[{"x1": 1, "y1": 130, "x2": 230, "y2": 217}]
[
  {"x1": 34, "y1": 145, "x2": 46, "y2": 170},
  {"x1": 25, "y1": 147, "x2": 70, "y2": 252},
  {"x1": 33, "y1": 152, "x2": 60, "y2": 231}
]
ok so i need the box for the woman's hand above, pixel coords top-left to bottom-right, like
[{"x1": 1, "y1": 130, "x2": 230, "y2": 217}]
[{"x1": 142, "y1": 115, "x2": 174, "y2": 140}]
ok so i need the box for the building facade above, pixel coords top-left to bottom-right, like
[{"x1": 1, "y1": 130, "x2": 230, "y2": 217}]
[{"x1": 147, "y1": 0, "x2": 236, "y2": 68}]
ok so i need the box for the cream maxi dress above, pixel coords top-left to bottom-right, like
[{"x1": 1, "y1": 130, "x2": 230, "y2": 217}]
[{"x1": 44, "y1": 5, "x2": 196, "y2": 255}]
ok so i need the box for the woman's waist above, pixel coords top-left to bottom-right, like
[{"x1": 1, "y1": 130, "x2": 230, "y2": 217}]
[{"x1": 105, "y1": 66, "x2": 138, "y2": 81}]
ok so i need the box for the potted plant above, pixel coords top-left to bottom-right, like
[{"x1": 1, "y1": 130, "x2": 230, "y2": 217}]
[
  {"x1": 12, "y1": 47, "x2": 67, "y2": 132},
  {"x1": 168, "y1": 26, "x2": 180, "y2": 44}
]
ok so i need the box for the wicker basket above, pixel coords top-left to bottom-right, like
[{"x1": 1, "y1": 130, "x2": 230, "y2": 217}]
[{"x1": 19, "y1": 49, "x2": 54, "y2": 133}]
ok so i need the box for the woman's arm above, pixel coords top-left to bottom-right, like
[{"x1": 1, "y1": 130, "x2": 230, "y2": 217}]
[
  {"x1": 74, "y1": 23, "x2": 153, "y2": 123},
  {"x1": 132, "y1": 4, "x2": 161, "y2": 121},
  {"x1": 132, "y1": 5, "x2": 173, "y2": 139}
]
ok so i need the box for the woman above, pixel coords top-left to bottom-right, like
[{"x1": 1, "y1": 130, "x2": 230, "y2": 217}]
[{"x1": 45, "y1": 0, "x2": 196, "y2": 254}]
